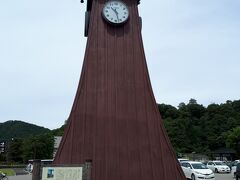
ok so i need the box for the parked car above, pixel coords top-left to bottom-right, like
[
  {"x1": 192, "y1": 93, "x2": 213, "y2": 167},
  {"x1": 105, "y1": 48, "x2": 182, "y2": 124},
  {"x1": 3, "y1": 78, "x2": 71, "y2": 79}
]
[
  {"x1": 181, "y1": 161, "x2": 215, "y2": 180},
  {"x1": 236, "y1": 162, "x2": 240, "y2": 180},
  {"x1": 224, "y1": 161, "x2": 233, "y2": 170},
  {"x1": 232, "y1": 160, "x2": 240, "y2": 177},
  {"x1": 207, "y1": 161, "x2": 230, "y2": 173},
  {"x1": 202, "y1": 161, "x2": 208, "y2": 166}
]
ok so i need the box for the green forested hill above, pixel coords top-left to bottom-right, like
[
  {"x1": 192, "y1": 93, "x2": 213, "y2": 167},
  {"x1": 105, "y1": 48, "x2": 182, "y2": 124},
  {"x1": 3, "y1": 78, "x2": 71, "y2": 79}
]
[
  {"x1": 1, "y1": 99, "x2": 240, "y2": 163},
  {"x1": 0, "y1": 120, "x2": 50, "y2": 140},
  {"x1": 158, "y1": 99, "x2": 240, "y2": 157},
  {"x1": 47, "y1": 99, "x2": 240, "y2": 158}
]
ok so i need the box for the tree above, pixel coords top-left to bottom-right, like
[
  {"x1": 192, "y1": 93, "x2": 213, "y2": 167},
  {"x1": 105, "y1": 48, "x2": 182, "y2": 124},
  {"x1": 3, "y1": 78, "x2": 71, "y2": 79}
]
[
  {"x1": 226, "y1": 127, "x2": 240, "y2": 158},
  {"x1": 163, "y1": 117, "x2": 191, "y2": 153},
  {"x1": 188, "y1": 99, "x2": 197, "y2": 105},
  {"x1": 6, "y1": 138, "x2": 23, "y2": 163},
  {"x1": 22, "y1": 134, "x2": 54, "y2": 162},
  {"x1": 160, "y1": 99, "x2": 240, "y2": 156},
  {"x1": 51, "y1": 124, "x2": 66, "y2": 136},
  {"x1": 158, "y1": 104, "x2": 179, "y2": 119}
]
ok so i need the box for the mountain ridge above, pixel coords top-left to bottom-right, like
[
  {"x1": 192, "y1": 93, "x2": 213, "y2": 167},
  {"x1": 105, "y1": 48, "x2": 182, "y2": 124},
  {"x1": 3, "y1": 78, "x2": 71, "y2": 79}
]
[{"x1": 0, "y1": 120, "x2": 50, "y2": 140}]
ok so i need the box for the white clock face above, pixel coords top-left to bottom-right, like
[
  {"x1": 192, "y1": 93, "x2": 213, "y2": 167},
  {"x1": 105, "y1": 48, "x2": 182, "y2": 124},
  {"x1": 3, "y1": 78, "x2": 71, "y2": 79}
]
[{"x1": 102, "y1": 1, "x2": 129, "y2": 24}]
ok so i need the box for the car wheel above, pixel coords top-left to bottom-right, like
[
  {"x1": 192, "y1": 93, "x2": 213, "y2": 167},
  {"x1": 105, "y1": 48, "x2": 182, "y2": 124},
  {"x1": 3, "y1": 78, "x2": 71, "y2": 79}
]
[
  {"x1": 191, "y1": 174, "x2": 195, "y2": 180},
  {"x1": 215, "y1": 168, "x2": 218, "y2": 173}
]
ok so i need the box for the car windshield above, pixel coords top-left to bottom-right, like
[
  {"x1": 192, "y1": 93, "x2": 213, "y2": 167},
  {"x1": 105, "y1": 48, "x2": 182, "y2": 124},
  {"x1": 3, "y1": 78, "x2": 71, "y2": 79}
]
[
  {"x1": 192, "y1": 163, "x2": 208, "y2": 169},
  {"x1": 215, "y1": 162, "x2": 226, "y2": 165}
]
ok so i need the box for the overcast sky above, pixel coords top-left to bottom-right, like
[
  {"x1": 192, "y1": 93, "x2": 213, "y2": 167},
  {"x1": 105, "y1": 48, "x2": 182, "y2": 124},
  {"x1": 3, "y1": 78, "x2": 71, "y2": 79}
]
[{"x1": 0, "y1": 0, "x2": 239, "y2": 129}]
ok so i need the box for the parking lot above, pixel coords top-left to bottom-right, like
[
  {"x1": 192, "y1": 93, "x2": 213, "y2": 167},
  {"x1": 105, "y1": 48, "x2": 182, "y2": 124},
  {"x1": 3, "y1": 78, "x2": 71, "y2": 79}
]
[
  {"x1": 8, "y1": 174, "x2": 31, "y2": 180},
  {"x1": 215, "y1": 173, "x2": 234, "y2": 180}
]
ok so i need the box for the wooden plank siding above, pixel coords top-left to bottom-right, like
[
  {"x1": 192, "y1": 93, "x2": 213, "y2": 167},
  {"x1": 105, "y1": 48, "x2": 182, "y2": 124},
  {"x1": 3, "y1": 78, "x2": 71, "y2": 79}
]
[{"x1": 54, "y1": 0, "x2": 186, "y2": 179}]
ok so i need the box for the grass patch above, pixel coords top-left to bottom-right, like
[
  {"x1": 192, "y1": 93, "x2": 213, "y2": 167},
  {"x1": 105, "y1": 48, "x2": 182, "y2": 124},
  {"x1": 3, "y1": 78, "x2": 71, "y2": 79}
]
[{"x1": 0, "y1": 168, "x2": 15, "y2": 176}]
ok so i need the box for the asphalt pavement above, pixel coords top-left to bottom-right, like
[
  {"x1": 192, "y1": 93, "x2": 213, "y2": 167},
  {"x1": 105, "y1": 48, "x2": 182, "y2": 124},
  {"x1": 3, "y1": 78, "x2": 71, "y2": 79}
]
[
  {"x1": 7, "y1": 174, "x2": 31, "y2": 180},
  {"x1": 215, "y1": 173, "x2": 234, "y2": 180}
]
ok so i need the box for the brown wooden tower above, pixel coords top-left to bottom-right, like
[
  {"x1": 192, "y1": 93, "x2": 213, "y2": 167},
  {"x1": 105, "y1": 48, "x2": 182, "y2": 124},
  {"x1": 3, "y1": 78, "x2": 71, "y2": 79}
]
[{"x1": 54, "y1": 0, "x2": 186, "y2": 179}]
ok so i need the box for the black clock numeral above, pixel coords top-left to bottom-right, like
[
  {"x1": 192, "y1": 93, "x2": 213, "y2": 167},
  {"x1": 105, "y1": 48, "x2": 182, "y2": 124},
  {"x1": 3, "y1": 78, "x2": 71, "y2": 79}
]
[{"x1": 103, "y1": 1, "x2": 128, "y2": 24}]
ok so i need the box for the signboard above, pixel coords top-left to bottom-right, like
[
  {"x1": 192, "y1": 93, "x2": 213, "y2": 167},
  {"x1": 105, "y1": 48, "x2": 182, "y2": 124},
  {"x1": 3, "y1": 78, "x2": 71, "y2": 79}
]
[{"x1": 42, "y1": 166, "x2": 83, "y2": 180}]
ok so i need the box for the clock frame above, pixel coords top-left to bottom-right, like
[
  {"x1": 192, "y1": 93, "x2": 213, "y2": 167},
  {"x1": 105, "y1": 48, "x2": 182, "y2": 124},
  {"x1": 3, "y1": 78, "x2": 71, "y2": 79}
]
[{"x1": 102, "y1": 0, "x2": 129, "y2": 25}]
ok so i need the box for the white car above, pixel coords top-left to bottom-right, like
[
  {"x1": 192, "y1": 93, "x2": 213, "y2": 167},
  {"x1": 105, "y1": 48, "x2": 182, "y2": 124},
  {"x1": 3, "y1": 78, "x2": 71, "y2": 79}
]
[
  {"x1": 181, "y1": 161, "x2": 215, "y2": 180},
  {"x1": 207, "y1": 161, "x2": 230, "y2": 173},
  {"x1": 231, "y1": 160, "x2": 240, "y2": 177}
]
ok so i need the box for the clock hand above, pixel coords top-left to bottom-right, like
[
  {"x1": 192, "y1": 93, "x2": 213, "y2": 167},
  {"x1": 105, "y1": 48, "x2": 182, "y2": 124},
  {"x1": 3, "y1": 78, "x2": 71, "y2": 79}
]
[
  {"x1": 111, "y1": 7, "x2": 116, "y2": 13},
  {"x1": 115, "y1": 10, "x2": 119, "y2": 22},
  {"x1": 111, "y1": 7, "x2": 119, "y2": 22}
]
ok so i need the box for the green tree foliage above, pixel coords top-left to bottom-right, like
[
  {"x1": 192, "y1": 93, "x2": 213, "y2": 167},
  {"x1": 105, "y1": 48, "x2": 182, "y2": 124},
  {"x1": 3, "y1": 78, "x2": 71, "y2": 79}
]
[
  {"x1": 51, "y1": 124, "x2": 66, "y2": 136},
  {"x1": 226, "y1": 127, "x2": 240, "y2": 157},
  {"x1": 1, "y1": 100, "x2": 240, "y2": 163},
  {"x1": 0, "y1": 120, "x2": 50, "y2": 140},
  {"x1": 22, "y1": 134, "x2": 54, "y2": 163},
  {"x1": 6, "y1": 139, "x2": 23, "y2": 163},
  {"x1": 0, "y1": 153, "x2": 6, "y2": 162},
  {"x1": 0, "y1": 120, "x2": 66, "y2": 163},
  {"x1": 159, "y1": 99, "x2": 240, "y2": 158}
]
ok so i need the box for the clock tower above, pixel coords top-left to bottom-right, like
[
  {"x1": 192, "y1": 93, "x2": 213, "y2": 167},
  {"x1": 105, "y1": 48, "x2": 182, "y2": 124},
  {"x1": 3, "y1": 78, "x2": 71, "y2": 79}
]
[{"x1": 54, "y1": 0, "x2": 186, "y2": 179}]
